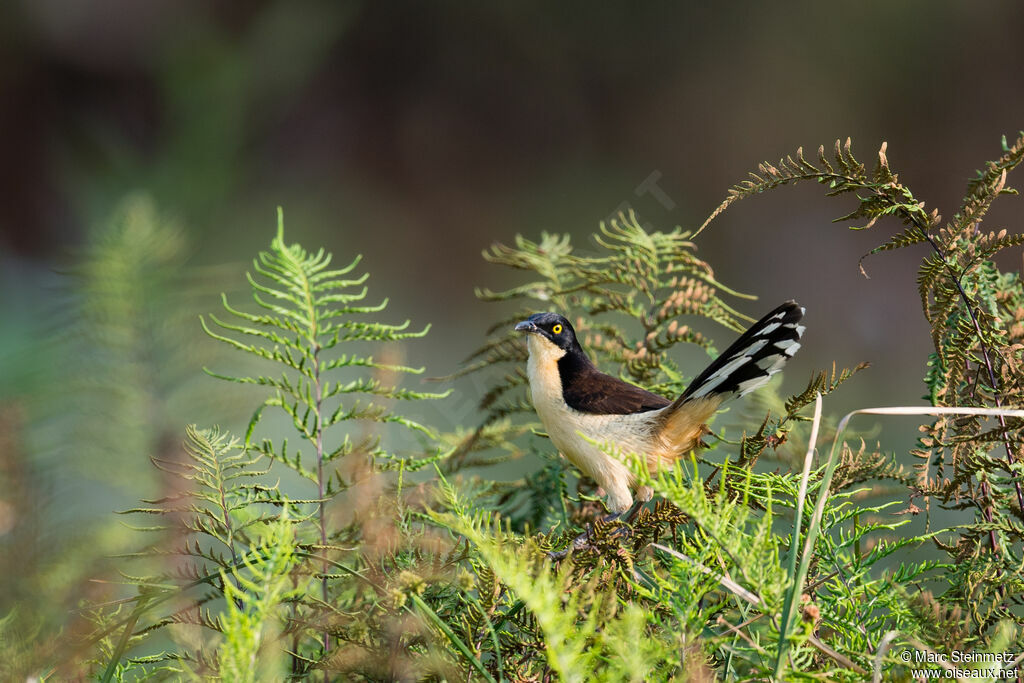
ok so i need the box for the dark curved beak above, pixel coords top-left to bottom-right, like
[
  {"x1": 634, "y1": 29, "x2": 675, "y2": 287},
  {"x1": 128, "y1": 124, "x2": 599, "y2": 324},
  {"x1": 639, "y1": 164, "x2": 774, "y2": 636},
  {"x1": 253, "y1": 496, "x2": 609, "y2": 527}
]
[{"x1": 514, "y1": 320, "x2": 538, "y2": 333}]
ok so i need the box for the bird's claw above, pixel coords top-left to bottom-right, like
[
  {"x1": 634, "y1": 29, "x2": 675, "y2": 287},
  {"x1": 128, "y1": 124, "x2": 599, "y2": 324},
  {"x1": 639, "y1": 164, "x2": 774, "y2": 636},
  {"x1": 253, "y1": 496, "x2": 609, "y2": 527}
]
[{"x1": 547, "y1": 515, "x2": 635, "y2": 560}]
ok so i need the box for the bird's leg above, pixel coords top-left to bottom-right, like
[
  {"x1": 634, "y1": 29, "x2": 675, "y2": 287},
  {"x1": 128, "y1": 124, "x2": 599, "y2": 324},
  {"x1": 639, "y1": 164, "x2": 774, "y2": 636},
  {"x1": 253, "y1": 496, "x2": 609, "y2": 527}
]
[
  {"x1": 621, "y1": 485, "x2": 653, "y2": 524},
  {"x1": 547, "y1": 527, "x2": 594, "y2": 560},
  {"x1": 547, "y1": 486, "x2": 653, "y2": 560}
]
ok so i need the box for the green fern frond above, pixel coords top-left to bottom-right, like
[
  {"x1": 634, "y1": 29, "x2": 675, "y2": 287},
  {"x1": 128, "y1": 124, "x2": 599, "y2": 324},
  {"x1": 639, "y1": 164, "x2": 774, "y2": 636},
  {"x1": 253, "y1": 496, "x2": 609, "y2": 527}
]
[
  {"x1": 203, "y1": 209, "x2": 448, "y2": 472},
  {"x1": 219, "y1": 510, "x2": 303, "y2": 683},
  {"x1": 430, "y1": 480, "x2": 674, "y2": 682},
  {"x1": 54, "y1": 193, "x2": 230, "y2": 500},
  {"x1": 862, "y1": 224, "x2": 929, "y2": 260},
  {"x1": 196, "y1": 210, "x2": 452, "y2": 672}
]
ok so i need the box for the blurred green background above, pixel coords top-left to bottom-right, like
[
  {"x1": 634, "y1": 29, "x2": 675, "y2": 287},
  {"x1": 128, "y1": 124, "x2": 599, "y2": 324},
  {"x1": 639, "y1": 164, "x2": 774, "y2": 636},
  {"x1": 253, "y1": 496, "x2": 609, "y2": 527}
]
[{"x1": 1, "y1": 0, "x2": 1023, "y2": 661}]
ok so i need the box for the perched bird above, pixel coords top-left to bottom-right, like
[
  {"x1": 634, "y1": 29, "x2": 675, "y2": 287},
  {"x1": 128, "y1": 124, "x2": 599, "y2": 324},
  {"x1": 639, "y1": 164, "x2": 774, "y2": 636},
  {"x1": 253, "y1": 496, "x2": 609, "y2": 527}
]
[{"x1": 515, "y1": 301, "x2": 805, "y2": 519}]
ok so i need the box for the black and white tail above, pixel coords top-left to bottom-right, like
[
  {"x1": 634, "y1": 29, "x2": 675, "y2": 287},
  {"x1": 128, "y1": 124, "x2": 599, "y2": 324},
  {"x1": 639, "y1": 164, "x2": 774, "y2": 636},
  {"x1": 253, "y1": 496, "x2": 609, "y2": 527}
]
[{"x1": 679, "y1": 301, "x2": 805, "y2": 403}]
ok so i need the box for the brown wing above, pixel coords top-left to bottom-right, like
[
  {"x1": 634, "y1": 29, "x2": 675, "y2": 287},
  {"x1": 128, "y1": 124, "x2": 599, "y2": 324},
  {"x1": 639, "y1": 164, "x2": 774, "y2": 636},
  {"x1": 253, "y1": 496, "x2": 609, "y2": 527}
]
[{"x1": 559, "y1": 356, "x2": 670, "y2": 415}]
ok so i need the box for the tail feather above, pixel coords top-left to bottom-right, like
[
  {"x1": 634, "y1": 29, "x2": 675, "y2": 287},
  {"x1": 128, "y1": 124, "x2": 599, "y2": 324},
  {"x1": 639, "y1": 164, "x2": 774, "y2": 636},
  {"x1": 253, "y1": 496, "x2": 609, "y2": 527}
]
[
  {"x1": 647, "y1": 301, "x2": 805, "y2": 466},
  {"x1": 676, "y1": 301, "x2": 805, "y2": 405}
]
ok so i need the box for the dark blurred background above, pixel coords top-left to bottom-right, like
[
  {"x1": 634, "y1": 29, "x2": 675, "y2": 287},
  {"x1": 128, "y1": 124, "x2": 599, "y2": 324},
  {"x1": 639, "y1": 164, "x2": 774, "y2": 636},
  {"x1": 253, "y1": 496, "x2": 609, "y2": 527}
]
[
  {"x1": 1, "y1": 0, "x2": 1023, "y2": 650},
  {"x1": 4, "y1": 1, "x2": 1024, "y2": 383}
]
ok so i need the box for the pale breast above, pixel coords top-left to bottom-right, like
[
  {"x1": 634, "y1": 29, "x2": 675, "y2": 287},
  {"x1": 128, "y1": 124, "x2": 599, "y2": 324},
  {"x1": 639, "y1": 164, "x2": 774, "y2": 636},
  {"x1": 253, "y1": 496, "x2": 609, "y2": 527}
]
[{"x1": 526, "y1": 335, "x2": 661, "y2": 482}]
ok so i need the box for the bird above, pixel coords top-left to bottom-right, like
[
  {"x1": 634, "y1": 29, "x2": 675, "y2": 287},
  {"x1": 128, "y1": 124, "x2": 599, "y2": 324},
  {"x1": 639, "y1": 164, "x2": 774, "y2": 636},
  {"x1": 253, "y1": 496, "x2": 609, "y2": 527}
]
[{"x1": 514, "y1": 301, "x2": 805, "y2": 521}]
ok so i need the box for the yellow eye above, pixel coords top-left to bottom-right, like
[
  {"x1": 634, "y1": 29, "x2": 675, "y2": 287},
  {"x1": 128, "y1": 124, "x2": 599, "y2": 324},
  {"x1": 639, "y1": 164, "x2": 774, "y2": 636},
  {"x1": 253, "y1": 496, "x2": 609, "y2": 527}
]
[{"x1": 552, "y1": 324, "x2": 563, "y2": 334}]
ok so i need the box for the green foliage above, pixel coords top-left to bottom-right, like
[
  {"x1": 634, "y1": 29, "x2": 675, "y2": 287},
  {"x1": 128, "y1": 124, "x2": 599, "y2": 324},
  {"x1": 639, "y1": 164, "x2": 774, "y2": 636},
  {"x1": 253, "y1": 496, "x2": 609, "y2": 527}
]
[
  {"x1": 85, "y1": 425, "x2": 282, "y2": 678},
  {"x1": 429, "y1": 477, "x2": 683, "y2": 682},
  {"x1": 0, "y1": 194, "x2": 239, "y2": 679},
  {"x1": 219, "y1": 510, "x2": 302, "y2": 682},
  {"x1": 58, "y1": 193, "x2": 221, "y2": 487},
  {"x1": 82, "y1": 213, "x2": 450, "y2": 679},
  {"x1": 0, "y1": 608, "x2": 46, "y2": 682},
  {"x1": 199, "y1": 209, "x2": 450, "y2": 673},
  {"x1": 202, "y1": 207, "x2": 446, "y2": 466},
  {"x1": 737, "y1": 361, "x2": 869, "y2": 468},
  {"x1": 701, "y1": 133, "x2": 1024, "y2": 668},
  {"x1": 421, "y1": 134, "x2": 1024, "y2": 681},
  {"x1": 712, "y1": 133, "x2": 1024, "y2": 643},
  {"x1": 118, "y1": 425, "x2": 280, "y2": 583},
  {"x1": 436, "y1": 501, "x2": 604, "y2": 681}
]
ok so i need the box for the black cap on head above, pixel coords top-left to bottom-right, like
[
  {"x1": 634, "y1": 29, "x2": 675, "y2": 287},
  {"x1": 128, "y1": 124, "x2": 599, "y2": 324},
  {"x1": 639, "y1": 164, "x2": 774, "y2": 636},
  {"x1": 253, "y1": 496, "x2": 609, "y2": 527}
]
[{"x1": 514, "y1": 312, "x2": 580, "y2": 352}]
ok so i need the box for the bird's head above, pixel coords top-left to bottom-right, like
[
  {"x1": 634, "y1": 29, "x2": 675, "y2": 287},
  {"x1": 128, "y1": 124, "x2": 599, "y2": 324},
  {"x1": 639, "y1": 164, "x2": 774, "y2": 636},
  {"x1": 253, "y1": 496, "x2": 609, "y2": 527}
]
[{"x1": 514, "y1": 312, "x2": 581, "y2": 354}]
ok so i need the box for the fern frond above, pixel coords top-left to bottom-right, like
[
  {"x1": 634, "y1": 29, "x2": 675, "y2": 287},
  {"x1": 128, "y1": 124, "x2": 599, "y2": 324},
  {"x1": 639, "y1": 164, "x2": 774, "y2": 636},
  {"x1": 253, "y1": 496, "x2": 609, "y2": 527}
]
[
  {"x1": 429, "y1": 481, "x2": 674, "y2": 682},
  {"x1": 970, "y1": 228, "x2": 1024, "y2": 264},
  {"x1": 219, "y1": 510, "x2": 304, "y2": 683},
  {"x1": 204, "y1": 210, "x2": 448, "y2": 484},
  {"x1": 952, "y1": 132, "x2": 1024, "y2": 231},
  {"x1": 862, "y1": 224, "x2": 929, "y2": 263}
]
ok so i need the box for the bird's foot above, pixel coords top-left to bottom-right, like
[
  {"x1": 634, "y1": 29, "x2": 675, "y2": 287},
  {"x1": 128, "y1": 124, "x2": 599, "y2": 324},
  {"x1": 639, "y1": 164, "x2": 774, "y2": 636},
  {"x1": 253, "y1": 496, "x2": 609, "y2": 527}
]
[
  {"x1": 547, "y1": 504, "x2": 645, "y2": 560},
  {"x1": 547, "y1": 528, "x2": 596, "y2": 561}
]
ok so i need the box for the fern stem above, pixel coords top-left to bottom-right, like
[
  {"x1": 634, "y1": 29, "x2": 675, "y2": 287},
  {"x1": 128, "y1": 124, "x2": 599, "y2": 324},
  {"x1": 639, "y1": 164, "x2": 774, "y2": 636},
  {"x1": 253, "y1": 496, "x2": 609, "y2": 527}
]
[
  {"x1": 276, "y1": 204, "x2": 333, "y2": 671},
  {"x1": 277, "y1": 202, "x2": 333, "y2": 672},
  {"x1": 213, "y1": 444, "x2": 241, "y2": 571},
  {"x1": 312, "y1": 341, "x2": 331, "y2": 670}
]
